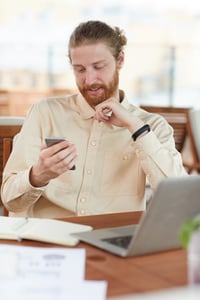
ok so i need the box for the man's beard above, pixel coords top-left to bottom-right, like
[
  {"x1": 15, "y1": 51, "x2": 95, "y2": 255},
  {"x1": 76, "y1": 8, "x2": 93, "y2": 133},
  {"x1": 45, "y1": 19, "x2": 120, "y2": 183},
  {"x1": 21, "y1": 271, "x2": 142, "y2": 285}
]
[{"x1": 78, "y1": 69, "x2": 119, "y2": 107}]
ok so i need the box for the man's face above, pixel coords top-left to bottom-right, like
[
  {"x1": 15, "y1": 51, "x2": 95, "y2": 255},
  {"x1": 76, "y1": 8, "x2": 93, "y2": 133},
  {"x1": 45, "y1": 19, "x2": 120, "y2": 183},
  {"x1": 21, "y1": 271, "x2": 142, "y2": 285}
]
[{"x1": 70, "y1": 42, "x2": 123, "y2": 107}]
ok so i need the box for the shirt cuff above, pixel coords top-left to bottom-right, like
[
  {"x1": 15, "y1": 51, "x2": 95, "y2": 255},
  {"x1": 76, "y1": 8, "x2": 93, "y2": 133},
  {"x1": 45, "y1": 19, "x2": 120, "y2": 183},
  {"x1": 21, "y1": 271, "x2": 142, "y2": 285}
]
[
  {"x1": 19, "y1": 167, "x2": 47, "y2": 195},
  {"x1": 134, "y1": 131, "x2": 162, "y2": 158}
]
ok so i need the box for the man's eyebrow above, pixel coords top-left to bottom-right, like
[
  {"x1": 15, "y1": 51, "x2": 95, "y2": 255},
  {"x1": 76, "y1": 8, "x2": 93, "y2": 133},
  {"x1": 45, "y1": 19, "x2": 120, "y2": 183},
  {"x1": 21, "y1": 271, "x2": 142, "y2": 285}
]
[
  {"x1": 72, "y1": 60, "x2": 107, "y2": 68},
  {"x1": 93, "y1": 59, "x2": 107, "y2": 65},
  {"x1": 72, "y1": 64, "x2": 84, "y2": 68}
]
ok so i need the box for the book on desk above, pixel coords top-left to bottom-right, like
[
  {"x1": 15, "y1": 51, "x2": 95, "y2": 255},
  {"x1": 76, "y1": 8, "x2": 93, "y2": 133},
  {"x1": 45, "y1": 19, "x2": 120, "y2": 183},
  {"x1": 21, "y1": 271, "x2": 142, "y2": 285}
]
[{"x1": 0, "y1": 216, "x2": 92, "y2": 246}]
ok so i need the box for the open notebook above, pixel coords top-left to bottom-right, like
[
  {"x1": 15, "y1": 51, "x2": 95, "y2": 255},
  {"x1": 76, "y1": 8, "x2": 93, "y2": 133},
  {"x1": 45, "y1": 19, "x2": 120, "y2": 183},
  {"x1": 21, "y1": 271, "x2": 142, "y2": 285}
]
[
  {"x1": 72, "y1": 175, "x2": 200, "y2": 256},
  {"x1": 0, "y1": 217, "x2": 92, "y2": 246}
]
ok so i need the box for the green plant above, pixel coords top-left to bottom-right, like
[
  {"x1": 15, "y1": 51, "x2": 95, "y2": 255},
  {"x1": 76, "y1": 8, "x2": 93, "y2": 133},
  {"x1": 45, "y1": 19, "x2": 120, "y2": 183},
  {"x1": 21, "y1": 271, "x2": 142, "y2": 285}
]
[{"x1": 179, "y1": 214, "x2": 200, "y2": 248}]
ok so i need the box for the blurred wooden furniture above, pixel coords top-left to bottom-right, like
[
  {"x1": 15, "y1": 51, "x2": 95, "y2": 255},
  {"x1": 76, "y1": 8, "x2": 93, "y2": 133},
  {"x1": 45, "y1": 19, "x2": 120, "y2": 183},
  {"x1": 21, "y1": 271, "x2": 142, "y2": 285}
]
[
  {"x1": 140, "y1": 105, "x2": 200, "y2": 174},
  {"x1": 0, "y1": 88, "x2": 76, "y2": 117},
  {"x1": 1, "y1": 137, "x2": 13, "y2": 216},
  {"x1": 2, "y1": 137, "x2": 13, "y2": 171},
  {"x1": 0, "y1": 117, "x2": 24, "y2": 213},
  {"x1": 0, "y1": 89, "x2": 10, "y2": 115},
  {"x1": 0, "y1": 211, "x2": 187, "y2": 298},
  {"x1": 188, "y1": 109, "x2": 200, "y2": 173}
]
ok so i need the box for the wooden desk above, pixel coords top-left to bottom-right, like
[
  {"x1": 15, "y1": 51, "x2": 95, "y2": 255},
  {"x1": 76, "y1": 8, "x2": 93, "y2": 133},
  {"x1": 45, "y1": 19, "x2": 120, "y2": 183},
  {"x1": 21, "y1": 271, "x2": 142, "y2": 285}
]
[{"x1": 0, "y1": 212, "x2": 187, "y2": 298}]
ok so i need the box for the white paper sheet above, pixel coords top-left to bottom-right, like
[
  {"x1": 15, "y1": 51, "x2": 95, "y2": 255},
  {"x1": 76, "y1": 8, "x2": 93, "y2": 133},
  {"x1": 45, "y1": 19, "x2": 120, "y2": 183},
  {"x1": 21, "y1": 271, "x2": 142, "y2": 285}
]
[
  {"x1": 0, "y1": 279, "x2": 108, "y2": 300},
  {"x1": 0, "y1": 244, "x2": 107, "y2": 300},
  {"x1": 0, "y1": 244, "x2": 86, "y2": 280},
  {"x1": 108, "y1": 285, "x2": 200, "y2": 300}
]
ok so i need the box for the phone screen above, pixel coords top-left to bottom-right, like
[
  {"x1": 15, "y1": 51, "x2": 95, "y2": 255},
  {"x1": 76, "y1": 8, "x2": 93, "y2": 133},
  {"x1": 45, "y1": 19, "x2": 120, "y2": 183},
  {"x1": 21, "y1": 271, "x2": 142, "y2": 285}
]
[
  {"x1": 45, "y1": 137, "x2": 66, "y2": 147},
  {"x1": 45, "y1": 137, "x2": 76, "y2": 170}
]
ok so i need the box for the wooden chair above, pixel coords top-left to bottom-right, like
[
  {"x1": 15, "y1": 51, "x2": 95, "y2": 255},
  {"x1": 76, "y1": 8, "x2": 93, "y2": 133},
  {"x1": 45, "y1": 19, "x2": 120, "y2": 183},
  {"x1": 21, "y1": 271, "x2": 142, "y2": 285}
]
[
  {"x1": 140, "y1": 105, "x2": 200, "y2": 174},
  {"x1": 3, "y1": 137, "x2": 13, "y2": 170},
  {"x1": 188, "y1": 109, "x2": 200, "y2": 173},
  {"x1": 0, "y1": 117, "x2": 24, "y2": 215},
  {"x1": 2, "y1": 137, "x2": 13, "y2": 216}
]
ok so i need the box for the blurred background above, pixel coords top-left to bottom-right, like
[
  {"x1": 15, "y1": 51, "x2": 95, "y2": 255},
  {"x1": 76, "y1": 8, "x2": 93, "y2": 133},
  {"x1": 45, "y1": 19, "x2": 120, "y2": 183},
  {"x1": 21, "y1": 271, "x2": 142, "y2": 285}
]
[{"x1": 1, "y1": 0, "x2": 200, "y2": 116}]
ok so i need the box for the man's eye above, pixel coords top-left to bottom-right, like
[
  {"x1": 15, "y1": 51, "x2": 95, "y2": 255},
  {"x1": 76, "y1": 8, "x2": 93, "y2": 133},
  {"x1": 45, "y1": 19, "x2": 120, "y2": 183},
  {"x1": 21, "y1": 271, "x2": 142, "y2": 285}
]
[
  {"x1": 74, "y1": 67, "x2": 85, "y2": 73},
  {"x1": 94, "y1": 65, "x2": 104, "y2": 70}
]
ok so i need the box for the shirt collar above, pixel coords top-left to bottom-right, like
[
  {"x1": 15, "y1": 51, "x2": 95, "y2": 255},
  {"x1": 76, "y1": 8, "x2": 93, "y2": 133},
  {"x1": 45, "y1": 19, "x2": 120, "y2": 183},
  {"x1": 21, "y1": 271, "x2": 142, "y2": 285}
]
[
  {"x1": 77, "y1": 94, "x2": 95, "y2": 120},
  {"x1": 77, "y1": 90, "x2": 129, "y2": 120}
]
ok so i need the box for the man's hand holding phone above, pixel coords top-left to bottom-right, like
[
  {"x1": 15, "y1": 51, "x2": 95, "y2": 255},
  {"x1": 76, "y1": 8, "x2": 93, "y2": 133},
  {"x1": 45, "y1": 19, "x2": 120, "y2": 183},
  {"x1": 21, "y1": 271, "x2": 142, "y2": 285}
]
[
  {"x1": 45, "y1": 137, "x2": 76, "y2": 170},
  {"x1": 29, "y1": 137, "x2": 77, "y2": 188}
]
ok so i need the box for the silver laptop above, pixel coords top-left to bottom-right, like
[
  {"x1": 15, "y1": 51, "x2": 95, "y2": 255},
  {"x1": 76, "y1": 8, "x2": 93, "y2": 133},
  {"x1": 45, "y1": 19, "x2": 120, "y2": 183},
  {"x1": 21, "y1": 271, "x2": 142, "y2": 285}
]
[{"x1": 72, "y1": 175, "x2": 200, "y2": 257}]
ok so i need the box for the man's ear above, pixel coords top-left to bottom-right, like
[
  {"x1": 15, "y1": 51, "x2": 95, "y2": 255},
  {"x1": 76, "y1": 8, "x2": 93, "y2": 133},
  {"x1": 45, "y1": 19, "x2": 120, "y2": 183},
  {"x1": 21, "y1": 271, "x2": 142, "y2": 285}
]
[{"x1": 117, "y1": 51, "x2": 124, "y2": 69}]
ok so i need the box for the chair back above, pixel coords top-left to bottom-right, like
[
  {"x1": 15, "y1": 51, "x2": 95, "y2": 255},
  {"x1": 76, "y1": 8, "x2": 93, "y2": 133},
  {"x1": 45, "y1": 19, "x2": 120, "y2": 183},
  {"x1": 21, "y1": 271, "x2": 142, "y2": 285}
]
[
  {"x1": 0, "y1": 117, "x2": 24, "y2": 215},
  {"x1": 140, "y1": 105, "x2": 200, "y2": 174},
  {"x1": 189, "y1": 109, "x2": 200, "y2": 161},
  {"x1": 2, "y1": 138, "x2": 13, "y2": 216}
]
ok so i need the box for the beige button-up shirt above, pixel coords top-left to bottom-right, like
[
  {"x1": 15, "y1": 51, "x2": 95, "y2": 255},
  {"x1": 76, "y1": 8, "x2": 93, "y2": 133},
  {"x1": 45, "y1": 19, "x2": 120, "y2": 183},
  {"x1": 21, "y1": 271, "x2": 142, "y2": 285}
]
[{"x1": 1, "y1": 93, "x2": 187, "y2": 218}]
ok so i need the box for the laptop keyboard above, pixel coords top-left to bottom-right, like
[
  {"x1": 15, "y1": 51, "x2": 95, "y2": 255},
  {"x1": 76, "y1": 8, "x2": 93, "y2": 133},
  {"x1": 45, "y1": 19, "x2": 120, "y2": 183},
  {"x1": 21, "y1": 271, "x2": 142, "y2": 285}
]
[{"x1": 101, "y1": 235, "x2": 133, "y2": 249}]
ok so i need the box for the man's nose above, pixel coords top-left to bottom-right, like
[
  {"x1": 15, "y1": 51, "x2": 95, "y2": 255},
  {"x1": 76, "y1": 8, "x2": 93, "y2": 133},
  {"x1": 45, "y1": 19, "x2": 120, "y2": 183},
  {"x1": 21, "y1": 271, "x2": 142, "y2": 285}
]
[{"x1": 84, "y1": 69, "x2": 97, "y2": 85}]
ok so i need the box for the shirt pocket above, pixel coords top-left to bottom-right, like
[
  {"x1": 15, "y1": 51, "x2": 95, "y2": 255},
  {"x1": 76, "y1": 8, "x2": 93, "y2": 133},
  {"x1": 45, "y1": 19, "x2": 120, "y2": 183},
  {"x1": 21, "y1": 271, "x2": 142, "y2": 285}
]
[{"x1": 100, "y1": 150, "x2": 141, "y2": 196}]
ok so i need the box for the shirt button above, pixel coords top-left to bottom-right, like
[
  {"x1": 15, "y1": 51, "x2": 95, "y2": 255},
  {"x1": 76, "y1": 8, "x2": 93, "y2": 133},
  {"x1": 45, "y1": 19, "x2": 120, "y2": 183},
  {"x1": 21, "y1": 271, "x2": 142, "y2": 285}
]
[
  {"x1": 123, "y1": 155, "x2": 128, "y2": 160},
  {"x1": 80, "y1": 209, "x2": 85, "y2": 215},
  {"x1": 91, "y1": 140, "x2": 96, "y2": 146},
  {"x1": 136, "y1": 149, "x2": 141, "y2": 155},
  {"x1": 80, "y1": 197, "x2": 86, "y2": 203},
  {"x1": 87, "y1": 169, "x2": 91, "y2": 175}
]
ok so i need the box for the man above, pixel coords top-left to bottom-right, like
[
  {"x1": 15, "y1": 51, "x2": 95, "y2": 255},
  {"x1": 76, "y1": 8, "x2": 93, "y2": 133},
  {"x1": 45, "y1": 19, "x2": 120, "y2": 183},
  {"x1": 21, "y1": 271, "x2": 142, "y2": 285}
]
[{"x1": 1, "y1": 20, "x2": 187, "y2": 218}]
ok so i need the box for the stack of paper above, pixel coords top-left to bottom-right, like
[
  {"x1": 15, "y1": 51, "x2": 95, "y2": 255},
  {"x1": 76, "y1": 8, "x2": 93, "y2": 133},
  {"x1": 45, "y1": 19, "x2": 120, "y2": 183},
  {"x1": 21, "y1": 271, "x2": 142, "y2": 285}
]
[{"x1": 0, "y1": 245, "x2": 107, "y2": 300}]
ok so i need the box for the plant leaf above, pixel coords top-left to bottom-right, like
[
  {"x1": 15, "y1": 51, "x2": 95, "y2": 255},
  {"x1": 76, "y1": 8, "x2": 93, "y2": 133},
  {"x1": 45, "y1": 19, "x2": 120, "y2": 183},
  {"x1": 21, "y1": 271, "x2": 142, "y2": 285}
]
[{"x1": 179, "y1": 215, "x2": 200, "y2": 248}]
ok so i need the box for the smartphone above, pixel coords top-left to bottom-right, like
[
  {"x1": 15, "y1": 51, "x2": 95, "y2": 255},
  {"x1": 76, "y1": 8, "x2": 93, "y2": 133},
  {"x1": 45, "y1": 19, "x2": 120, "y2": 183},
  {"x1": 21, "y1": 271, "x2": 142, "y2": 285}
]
[
  {"x1": 45, "y1": 137, "x2": 66, "y2": 147},
  {"x1": 45, "y1": 137, "x2": 76, "y2": 170}
]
